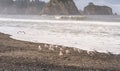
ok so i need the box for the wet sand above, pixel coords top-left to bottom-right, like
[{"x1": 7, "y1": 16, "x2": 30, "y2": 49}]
[{"x1": 0, "y1": 33, "x2": 120, "y2": 71}]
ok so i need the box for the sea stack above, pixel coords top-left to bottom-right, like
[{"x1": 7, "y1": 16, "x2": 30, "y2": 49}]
[
  {"x1": 41, "y1": 0, "x2": 80, "y2": 15},
  {"x1": 84, "y1": 2, "x2": 113, "y2": 15}
]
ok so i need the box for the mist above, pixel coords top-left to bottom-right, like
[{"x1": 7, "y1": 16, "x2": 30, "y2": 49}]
[{"x1": 0, "y1": 0, "x2": 46, "y2": 15}]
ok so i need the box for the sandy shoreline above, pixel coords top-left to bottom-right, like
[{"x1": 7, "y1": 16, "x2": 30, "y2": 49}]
[{"x1": 0, "y1": 32, "x2": 120, "y2": 70}]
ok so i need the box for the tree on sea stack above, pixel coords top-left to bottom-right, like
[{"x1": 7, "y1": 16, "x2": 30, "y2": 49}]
[{"x1": 41, "y1": 0, "x2": 80, "y2": 15}]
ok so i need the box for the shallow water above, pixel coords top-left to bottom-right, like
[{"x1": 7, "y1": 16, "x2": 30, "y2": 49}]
[{"x1": 0, "y1": 15, "x2": 120, "y2": 54}]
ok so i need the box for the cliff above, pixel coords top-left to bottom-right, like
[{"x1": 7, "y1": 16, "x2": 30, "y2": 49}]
[
  {"x1": 41, "y1": 0, "x2": 80, "y2": 15},
  {"x1": 84, "y1": 3, "x2": 113, "y2": 15}
]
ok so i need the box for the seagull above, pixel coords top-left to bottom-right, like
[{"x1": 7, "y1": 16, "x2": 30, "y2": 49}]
[
  {"x1": 73, "y1": 48, "x2": 78, "y2": 52},
  {"x1": 49, "y1": 47, "x2": 54, "y2": 51},
  {"x1": 38, "y1": 45, "x2": 42, "y2": 51},
  {"x1": 60, "y1": 48, "x2": 63, "y2": 51},
  {"x1": 55, "y1": 45, "x2": 58, "y2": 48},
  {"x1": 17, "y1": 31, "x2": 25, "y2": 34},
  {"x1": 77, "y1": 49, "x2": 81, "y2": 53},
  {"x1": 87, "y1": 51, "x2": 95, "y2": 55},
  {"x1": 59, "y1": 50, "x2": 63, "y2": 56},
  {"x1": 65, "y1": 50, "x2": 70, "y2": 54},
  {"x1": 44, "y1": 44, "x2": 48, "y2": 48},
  {"x1": 49, "y1": 44, "x2": 54, "y2": 51}
]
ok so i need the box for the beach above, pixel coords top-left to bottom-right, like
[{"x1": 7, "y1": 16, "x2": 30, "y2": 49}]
[
  {"x1": 0, "y1": 15, "x2": 120, "y2": 70},
  {"x1": 0, "y1": 32, "x2": 120, "y2": 70}
]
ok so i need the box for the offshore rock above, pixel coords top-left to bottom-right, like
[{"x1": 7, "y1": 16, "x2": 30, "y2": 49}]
[
  {"x1": 41, "y1": 0, "x2": 80, "y2": 15},
  {"x1": 84, "y1": 2, "x2": 113, "y2": 15}
]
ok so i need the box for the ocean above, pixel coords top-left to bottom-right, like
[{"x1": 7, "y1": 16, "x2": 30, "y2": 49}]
[{"x1": 0, "y1": 15, "x2": 120, "y2": 54}]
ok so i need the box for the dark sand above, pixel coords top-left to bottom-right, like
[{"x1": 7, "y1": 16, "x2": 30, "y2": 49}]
[{"x1": 0, "y1": 33, "x2": 120, "y2": 71}]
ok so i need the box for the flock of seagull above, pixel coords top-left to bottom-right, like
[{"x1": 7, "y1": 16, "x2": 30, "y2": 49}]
[
  {"x1": 38, "y1": 44, "x2": 97, "y2": 56},
  {"x1": 16, "y1": 30, "x2": 99, "y2": 56},
  {"x1": 38, "y1": 44, "x2": 70, "y2": 56}
]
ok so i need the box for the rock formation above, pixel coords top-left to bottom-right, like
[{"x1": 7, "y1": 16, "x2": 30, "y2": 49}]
[
  {"x1": 84, "y1": 2, "x2": 113, "y2": 15},
  {"x1": 41, "y1": 0, "x2": 80, "y2": 15}
]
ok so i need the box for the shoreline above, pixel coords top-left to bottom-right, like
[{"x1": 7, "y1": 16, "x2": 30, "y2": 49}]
[{"x1": 0, "y1": 32, "x2": 120, "y2": 70}]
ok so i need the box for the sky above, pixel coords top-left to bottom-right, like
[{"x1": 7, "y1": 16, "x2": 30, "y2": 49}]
[{"x1": 42, "y1": 0, "x2": 120, "y2": 14}]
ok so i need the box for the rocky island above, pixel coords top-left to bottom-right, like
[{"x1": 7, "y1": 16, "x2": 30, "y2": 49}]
[
  {"x1": 37, "y1": 0, "x2": 80, "y2": 15},
  {"x1": 84, "y1": 2, "x2": 113, "y2": 15}
]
